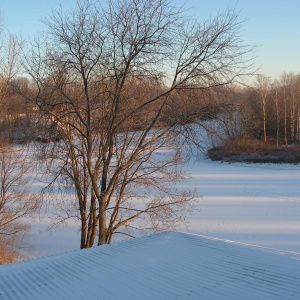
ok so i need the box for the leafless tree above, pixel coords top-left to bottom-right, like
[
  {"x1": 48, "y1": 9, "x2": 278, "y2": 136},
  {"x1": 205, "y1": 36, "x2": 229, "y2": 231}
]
[
  {"x1": 0, "y1": 146, "x2": 40, "y2": 264},
  {"x1": 0, "y1": 13, "x2": 39, "y2": 264},
  {"x1": 280, "y1": 73, "x2": 290, "y2": 146},
  {"x1": 23, "y1": 0, "x2": 252, "y2": 248},
  {"x1": 0, "y1": 14, "x2": 21, "y2": 106},
  {"x1": 271, "y1": 81, "x2": 281, "y2": 146},
  {"x1": 256, "y1": 74, "x2": 270, "y2": 143},
  {"x1": 0, "y1": 13, "x2": 27, "y2": 145},
  {"x1": 285, "y1": 74, "x2": 300, "y2": 144}
]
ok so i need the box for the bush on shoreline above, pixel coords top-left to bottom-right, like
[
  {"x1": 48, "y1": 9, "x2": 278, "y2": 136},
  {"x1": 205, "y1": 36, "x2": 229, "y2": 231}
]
[{"x1": 207, "y1": 138, "x2": 300, "y2": 164}]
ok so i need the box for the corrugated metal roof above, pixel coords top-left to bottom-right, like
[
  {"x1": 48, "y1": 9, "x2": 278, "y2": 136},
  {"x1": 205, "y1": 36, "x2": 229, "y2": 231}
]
[{"x1": 0, "y1": 232, "x2": 299, "y2": 299}]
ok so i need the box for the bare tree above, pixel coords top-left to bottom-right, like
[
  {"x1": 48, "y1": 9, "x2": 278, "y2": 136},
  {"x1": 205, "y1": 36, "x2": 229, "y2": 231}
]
[
  {"x1": 256, "y1": 74, "x2": 270, "y2": 143},
  {"x1": 297, "y1": 76, "x2": 300, "y2": 143},
  {"x1": 24, "y1": 0, "x2": 252, "y2": 248},
  {"x1": 0, "y1": 13, "x2": 39, "y2": 264},
  {"x1": 280, "y1": 73, "x2": 290, "y2": 146},
  {"x1": 0, "y1": 15, "x2": 21, "y2": 106},
  {"x1": 271, "y1": 81, "x2": 281, "y2": 146},
  {"x1": 0, "y1": 147, "x2": 40, "y2": 264},
  {"x1": 287, "y1": 74, "x2": 299, "y2": 144},
  {"x1": 0, "y1": 12, "x2": 26, "y2": 145}
]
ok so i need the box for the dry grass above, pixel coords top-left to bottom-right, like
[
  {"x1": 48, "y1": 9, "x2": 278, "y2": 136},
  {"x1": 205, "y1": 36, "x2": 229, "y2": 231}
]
[
  {"x1": 0, "y1": 236, "x2": 22, "y2": 265},
  {"x1": 207, "y1": 138, "x2": 300, "y2": 164}
]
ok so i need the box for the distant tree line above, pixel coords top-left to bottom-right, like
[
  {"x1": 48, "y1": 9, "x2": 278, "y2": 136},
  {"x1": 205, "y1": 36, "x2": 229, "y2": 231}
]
[
  {"x1": 4, "y1": 72, "x2": 300, "y2": 149},
  {"x1": 224, "y1": 73, "x2": 300, "y2": 146},
  {"x1": 255, "y1": 73, "x2": 300, "y2": 145}
]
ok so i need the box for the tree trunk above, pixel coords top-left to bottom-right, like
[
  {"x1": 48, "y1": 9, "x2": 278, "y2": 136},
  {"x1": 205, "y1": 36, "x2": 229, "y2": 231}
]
[
  {"x1": 86, "y1": 192, "x2": 98, "y2": 248},
  {"x1": 98, "y1": 196, "x2": 107, "y2": 245},
  {"x1": 274, "y1": 89, "x2": 280, "y2": 146},
  {"x1": 284, "y1": 90, "x2": 288, "y2": 146}
]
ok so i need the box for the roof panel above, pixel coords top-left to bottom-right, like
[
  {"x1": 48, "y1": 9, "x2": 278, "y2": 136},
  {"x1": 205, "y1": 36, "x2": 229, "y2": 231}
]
[{"x1": 0, "y1": 232, "x2": 300, "y2": 299}]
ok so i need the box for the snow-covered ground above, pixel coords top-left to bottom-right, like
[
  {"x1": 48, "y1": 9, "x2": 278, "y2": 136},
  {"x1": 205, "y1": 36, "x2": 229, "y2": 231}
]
[
  {"x1": 187, "y1": 158, "x2": 300, "y2": 252},
  {"x1": 22, "y1": 152, "x2": 300, "y2": 259}
]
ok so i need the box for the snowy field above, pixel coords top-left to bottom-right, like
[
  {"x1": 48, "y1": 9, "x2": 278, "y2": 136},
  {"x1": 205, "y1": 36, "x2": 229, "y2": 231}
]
[
  {"x1": 22, "y1": 152, "x2": 300, "y2": 259},
  {"x1": 186, "y1": 158, "x2": 300, "y2": 252}
]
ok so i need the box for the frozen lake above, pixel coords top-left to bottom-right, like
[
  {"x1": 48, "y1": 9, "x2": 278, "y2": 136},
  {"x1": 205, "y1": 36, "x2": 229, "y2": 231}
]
[
  {"x1": 187, "y1": 159, "x2": 300, "y2": 252},
  {"x1": 23, "y1": 155, "x2": 300, "y2": 258}
]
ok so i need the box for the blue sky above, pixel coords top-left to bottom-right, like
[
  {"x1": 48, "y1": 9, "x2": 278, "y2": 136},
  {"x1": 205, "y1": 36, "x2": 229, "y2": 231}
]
[{"x1": 1, "y1": 0, "x2": 300, "y2": 80}]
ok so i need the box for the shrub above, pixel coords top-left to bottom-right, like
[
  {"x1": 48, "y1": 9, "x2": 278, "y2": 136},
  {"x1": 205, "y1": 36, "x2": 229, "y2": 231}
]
[
  {"x1": 207, "y1": 137, "x2": 300, "y2": 164},
  {"x1": 0, "y1": 235, "x2": 21, "y2": 265}
]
